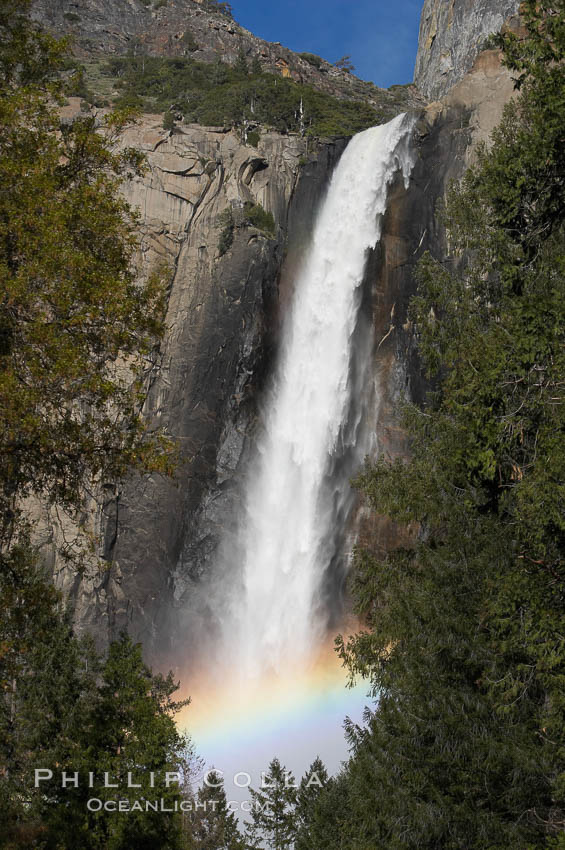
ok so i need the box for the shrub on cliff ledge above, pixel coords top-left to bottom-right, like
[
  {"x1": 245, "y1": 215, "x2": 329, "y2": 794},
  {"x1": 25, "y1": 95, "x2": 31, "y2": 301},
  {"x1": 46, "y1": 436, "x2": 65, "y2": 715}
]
[
  {"x1": 244, "y1": 202, "x2": 275, "y2": 235},
  {"x1": 104, "y1": 53, "x2": 380, "y2": 139},
  {"x1": 202, "y1": 0, "x2": 233, "y2": 18},
  {"x1": 217, "y1": 206, "x2": 235, "y2": 256},
  {"x1": 299, "y1": 52, "x2": 324, "y2": 69}
]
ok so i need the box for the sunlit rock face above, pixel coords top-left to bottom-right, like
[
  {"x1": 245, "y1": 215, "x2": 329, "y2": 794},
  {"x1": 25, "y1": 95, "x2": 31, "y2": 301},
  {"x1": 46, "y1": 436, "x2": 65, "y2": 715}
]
[
  {"x1": 30, "y1": 0, "x2": 422, "y2": 111},
  {"x1": 34, "y1": 104, "x2": 349, "y2": 655},
  {"x1": 28, "y1": 0, "x2": 520, "y2": 664},
  {"x1": 413, "y1": 0, "x2": 520, "y2": 100},
  {"x1": 104, "y1": 121, "x2": 347, "y2": 658}
]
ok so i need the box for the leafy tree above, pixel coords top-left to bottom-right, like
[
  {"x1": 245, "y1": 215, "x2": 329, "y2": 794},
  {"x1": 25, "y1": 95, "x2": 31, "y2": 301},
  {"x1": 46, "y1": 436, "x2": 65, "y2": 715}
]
[
  {"x1": 0, "y1": 5, "x2": 190, "y2": 847},
  {"x1": 334, "y1": 54, "x2": 355, "y2": 72},
  {"x1": 245, "y1": 758, "x2": 297, "y2": 850},
  {"x1": 0, "y1": 0, "x2": 172, "y2": 553},
  {"x1": 235, "y1": 47, "x2": 249, "y2": 77}
]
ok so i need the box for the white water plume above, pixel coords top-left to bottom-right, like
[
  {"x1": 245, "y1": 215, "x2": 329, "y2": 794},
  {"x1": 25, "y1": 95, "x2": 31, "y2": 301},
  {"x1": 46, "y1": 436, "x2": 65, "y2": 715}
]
[{"x1": 221, "y1": 113, "x2": 416, "y2": 681}]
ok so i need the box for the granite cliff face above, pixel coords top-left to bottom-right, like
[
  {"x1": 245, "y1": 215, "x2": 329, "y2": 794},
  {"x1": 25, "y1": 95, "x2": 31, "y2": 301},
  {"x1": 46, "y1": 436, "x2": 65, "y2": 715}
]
[
  {"x1": 354, "y1": 39, "x2": 516, "y2": 559},
  {"x1": 105, "y1": 121, "x2": 349, "y2": 655},
  {"x1": 34, "y1": 100, "x2": 349, "y2": 653},
  {"x1": 414, "y1": 0, "x2": 520, "y2": 99},
  {"x1": 30, "y1": 0, "x2": 520, "y2": 661},
  {"x1": 31, "y1": 0, "x2": 420, "y2": 112}
]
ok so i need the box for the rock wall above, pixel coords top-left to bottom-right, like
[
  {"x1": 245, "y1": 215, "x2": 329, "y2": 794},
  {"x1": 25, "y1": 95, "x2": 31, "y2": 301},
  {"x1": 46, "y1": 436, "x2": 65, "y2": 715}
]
[
  {"x1": 30, "y1": 0, "x2": 421, "y2": 112},
  {"x1": 106, "y1": 123, "x2": 349, "y2": 657},
  {"x1": 359, "y1": 43, "x2": 516, "y2": 557},
  {"x1": 37, "y1": 105, "x2": 350, "y2": 656},
  {"x1": 413, "y1": 0, "x2": 520, "y2": 100}
]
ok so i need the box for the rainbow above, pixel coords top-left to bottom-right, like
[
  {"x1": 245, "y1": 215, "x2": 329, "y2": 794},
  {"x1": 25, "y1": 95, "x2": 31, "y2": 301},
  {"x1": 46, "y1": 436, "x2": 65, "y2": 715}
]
[{"x1": 177, "y1": 634, "x2": 372, "y2": 779}]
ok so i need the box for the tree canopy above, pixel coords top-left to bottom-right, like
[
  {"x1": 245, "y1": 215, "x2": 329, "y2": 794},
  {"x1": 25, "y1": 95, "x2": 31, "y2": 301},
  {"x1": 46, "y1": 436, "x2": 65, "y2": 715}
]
[
  {"x1": 104, "y1": 52, "x2": 383, "y2": 139},
  {"x1": 0, "y1": 4, "x2": 192, "y2": 846}
]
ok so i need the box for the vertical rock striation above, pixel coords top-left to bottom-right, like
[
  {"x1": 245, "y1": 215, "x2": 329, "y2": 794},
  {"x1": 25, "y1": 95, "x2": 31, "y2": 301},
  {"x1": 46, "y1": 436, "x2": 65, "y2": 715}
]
[
  {"x1": 39, "y1": 104, "x2": 349, "y2": 656},
  {"x1": 414, "y1": 0, "x2": 520, "y2": 100}
]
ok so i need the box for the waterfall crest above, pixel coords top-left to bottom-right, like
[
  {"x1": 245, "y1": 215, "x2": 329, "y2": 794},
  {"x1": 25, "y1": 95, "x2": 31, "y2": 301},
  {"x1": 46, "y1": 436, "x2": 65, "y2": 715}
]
[{"x1": 226, "y1": 113, "x2": 416, "y2": 680}]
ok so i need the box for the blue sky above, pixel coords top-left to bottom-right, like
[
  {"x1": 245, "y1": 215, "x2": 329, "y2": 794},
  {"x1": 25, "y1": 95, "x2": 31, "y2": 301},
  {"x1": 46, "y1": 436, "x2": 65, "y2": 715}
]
[{"x1": 232, "y1": 0, "x2": 423, "y2": 88}]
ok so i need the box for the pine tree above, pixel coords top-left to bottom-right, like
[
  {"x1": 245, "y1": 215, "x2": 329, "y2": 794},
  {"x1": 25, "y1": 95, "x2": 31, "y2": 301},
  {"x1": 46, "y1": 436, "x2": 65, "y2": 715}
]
[
  {"x1": 235, "y1": 47, "x2": 249, "y2": 76},
  {"x1": 295, "y1": 771, "x2": 352, "y2": 850},
  {"x1": 42, "y1": 633, "x2": 192, "y2": 849},
  {"x1": 189, "y1": 770, "x2": 244, "y2": 850},
  {"x1": 0, "y1": 544, "x2": 99, "y2": 846},
  {"x1": 294, "y1": 757, "x2": 330, "y2": 850},
  {"x1": 0, "y1": 548, "x2": 194, "y2": 848},
  {"x1": 245, "y1": 758, "x2": 297, "y2": 850},
  {"x1": 334, "y1": 54, "x2": 355, "y2": 72}
]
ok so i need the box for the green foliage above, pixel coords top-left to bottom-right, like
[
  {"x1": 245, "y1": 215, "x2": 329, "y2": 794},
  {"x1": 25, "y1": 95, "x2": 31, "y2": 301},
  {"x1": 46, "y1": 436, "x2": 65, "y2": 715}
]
[
  {"x1": 181, "y1": 28, "x2": 199, "y2": 53},
  {"x1": 216, "y1": 202, "x2": 275, "y2": 256},
  {"x1": 217, "y1": 207, "x2": 234, "y2": 256},
  {"x1": 245, "y1": 758, "x2": 297, "y2": 850},
  {"x1": 244, "y1": 202, "x2": 275, "y2": 235},
  {"x1": 103, "y1": 54, "x2": 381, "y2": 138},
  {"x1": 299, "y1": 52, "x2": 324, "y2": 69},
  {"x1": 334, "y1": 54, "x2": 355, "y2": 72},
  {"x1": 65, "y1": 64, "x2": 96, "y2": 102},
  {"x1": 187, "y1": 771, "x2": 244, "y2": 849},
  {"x1": 163, "y1": 109, "x2": 176, "y2": 130},
  {"x1": 246, "y1": 128, "x2": 260, "y2": 147},
  {"x1": 202, "y1": 0, "x2": 233, "y2": 18},
  {"x1": 63, "y1": 11, "x2": 80, "y2": 22},
  {"x1": 0, "y1": 0, "x2": 67, "y2": 90},
  {"x1": 235, "y1": 47, "x2": 248, "y2": 76},
  {"x1": 0, "y1": 9, "x2": 186, "y2": 842},
  {"x1": 295, "y1": 768, "x2": 351, "y2": 850},
  {"x1": 0, "y1": 2, "x2": 173, "y2": 552},
  {"x1": 300, "y1": 3, "x2": 565, "y2": 848},
  {"x1": 0, "y1": 545, "x2": 192, "y2": 849}
]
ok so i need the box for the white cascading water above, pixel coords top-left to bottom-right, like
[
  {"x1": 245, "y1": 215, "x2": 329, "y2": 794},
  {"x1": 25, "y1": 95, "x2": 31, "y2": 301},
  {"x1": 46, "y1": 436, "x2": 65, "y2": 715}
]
[{"x1": 225, "y1": 113, "x2": 416, "y2": 681}]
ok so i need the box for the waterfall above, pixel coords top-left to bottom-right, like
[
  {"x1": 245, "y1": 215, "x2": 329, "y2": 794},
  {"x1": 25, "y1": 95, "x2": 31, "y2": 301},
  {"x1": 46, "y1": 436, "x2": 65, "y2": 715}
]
[
  {"x1": 226, "y1": 113, "x2": 416, "y2": 681},
  {"x1": 179, "y1": 114, "x2": 416, "y2": 791}
]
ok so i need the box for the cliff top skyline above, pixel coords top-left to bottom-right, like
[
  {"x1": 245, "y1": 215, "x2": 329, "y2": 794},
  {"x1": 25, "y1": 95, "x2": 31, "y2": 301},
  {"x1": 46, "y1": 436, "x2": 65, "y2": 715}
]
[{"x1": 230, "y1": 0, "x2": 423, "y2": 88}]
